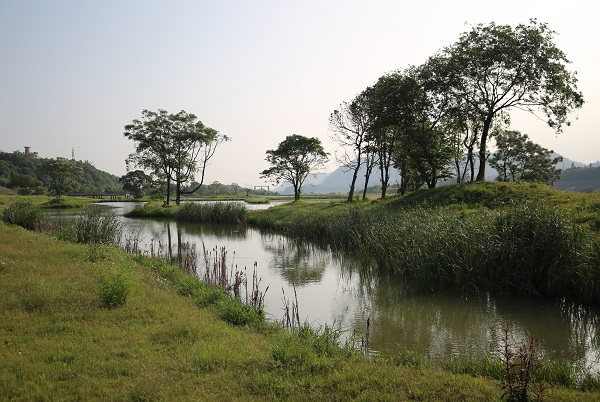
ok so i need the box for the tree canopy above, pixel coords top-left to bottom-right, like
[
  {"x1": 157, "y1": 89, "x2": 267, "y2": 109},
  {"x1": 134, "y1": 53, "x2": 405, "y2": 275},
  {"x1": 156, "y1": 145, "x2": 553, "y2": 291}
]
[
  {"x1": 331, "y1": 19, "x2": 583, "y2": 195},
  {"x1": 39, "y1": 159, "x2": 83, "y2": 197},
  {"x1": 437, "y1": 19, "x2": 583, "y2": 181},
  {"x1": 260, "y1": 135, "x2": 329, "y2": 201},
  {"x1": 124, "y1": 109, "x2": 228, "y2": 205},
  {"x1": 119, "y1": 170, "x2": 153, "y2": 199}
]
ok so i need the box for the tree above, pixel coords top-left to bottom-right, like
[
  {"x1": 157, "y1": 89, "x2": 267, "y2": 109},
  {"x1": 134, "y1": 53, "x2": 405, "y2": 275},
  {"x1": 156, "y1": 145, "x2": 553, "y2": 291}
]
[
  {"x1": 124, "y1": 109, "x2": 227, "y2": 205},
  {"x1": 367, "y1": 69, "x2": 454, "y2": 196},
  {"x1": 329, "y1": 89, "x2": 374, "y2": 201},
  {"x1": 179, "y1": 127, "x2": 229, "y2": 199},
  {"x1": 489, "y1": 130, "x2": 562, "y2": 185},
  {"x1": 260, "y1": 135, "x2": 329, "y2": 201},
  {"x1": 39, "y1": 159, "x2": 82, "y2": 197},
  {"x1": 438, "y1": 20, "x2": 583, "y2": 181},
  {"x1": 6, "y1": 172, "x2": 44, "y2": 195},
  {"x1": 0, "y1": 160, "x2": 16, "y2": 186},
  {"x1": 366, "y1": 73, "x2": 407, "y2": 198},
  {"x1": 119, "y1": 170, "x2": 153, "y2": 198}
]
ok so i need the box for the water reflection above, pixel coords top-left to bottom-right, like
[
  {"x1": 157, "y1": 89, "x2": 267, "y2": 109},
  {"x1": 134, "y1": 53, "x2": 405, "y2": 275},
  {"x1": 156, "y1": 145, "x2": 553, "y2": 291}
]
[
  {"x1": 260, "y1": 235, "x2": 328, "y2": 285},
  {"x1": 47, "y1": 202, "x2": 600, "y2": 369}
]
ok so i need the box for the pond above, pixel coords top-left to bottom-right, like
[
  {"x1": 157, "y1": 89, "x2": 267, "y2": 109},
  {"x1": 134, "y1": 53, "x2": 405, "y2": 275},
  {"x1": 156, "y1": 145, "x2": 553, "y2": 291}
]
[{"x1": 50, "y1": 202, "x2": 600, "y2": 370}]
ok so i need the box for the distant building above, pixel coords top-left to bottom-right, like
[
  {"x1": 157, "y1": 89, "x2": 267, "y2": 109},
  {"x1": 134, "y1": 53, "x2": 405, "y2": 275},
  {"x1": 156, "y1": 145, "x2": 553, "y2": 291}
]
[{"x1": 23, "y1": 146, "x2": 39, "y2": 159}]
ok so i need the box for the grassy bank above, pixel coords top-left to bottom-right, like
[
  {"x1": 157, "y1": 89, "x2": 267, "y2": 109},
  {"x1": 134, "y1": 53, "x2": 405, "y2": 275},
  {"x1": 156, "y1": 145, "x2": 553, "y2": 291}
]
[
  {"x1": 3, "y1": 223, "x2": 600, "y2": 400},
  {"x1": 248, "y1": 182, "x2": 600, "y2": 304},
  {"x1": 2, "y1": 193, "x2": 600, "y2": 400},
  {"x1": 0, "y1": 194, "x2": 99, "y2": 210}
]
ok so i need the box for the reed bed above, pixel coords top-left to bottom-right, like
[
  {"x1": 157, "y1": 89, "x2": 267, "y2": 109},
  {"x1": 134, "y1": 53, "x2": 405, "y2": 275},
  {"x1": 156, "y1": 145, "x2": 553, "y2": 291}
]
[
  {"x1": 174, "y1": 202, "x2": 247, "y2": 224},
  {"x1": 251, "y1": 200, "x2": 600, "y2": 304},
  {"x1": 58, "y1": 207, "x2": 123, "y2": 245}
]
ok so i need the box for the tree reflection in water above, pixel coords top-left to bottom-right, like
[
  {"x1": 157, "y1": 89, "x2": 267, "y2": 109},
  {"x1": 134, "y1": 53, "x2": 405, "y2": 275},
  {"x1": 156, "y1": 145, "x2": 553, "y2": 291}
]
[{"x1": 260, "y1": 234, "x2": 329, "y2": 286}]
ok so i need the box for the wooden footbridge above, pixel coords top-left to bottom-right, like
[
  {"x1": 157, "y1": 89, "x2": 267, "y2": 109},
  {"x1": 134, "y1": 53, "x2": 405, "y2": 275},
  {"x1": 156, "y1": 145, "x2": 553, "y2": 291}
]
[{"x1": 69, "y1": 193, "x2": 132, "y2": 200}]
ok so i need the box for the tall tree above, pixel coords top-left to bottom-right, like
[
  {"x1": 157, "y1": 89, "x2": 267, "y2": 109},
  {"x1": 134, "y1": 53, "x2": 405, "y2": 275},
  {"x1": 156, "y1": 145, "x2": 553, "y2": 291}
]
[
  {"x1": 329, "y1": 89, "x2": 374, "y2": 201},
  {"x1": 124, "y1": 109, "x2": 227, "y2": 205},
  {"x1": 367, "y1": 73, "x2": 407, "y2": 198},
  {"x1": 179, "y1": 127, "x2": 229, "y2": 199},
  {"x1": 439, "y1": 20, "x2": 583, "y2": 181},
  {"x1": 368, "y1": 69, "x2": 454, "y2": 196},
  {"x1": 119, "y1": 170, "x2": 153, "y2": 199},
  {"x1": 260, "y1": 135, "x2": 329, "y2": 201},
  {"x1": 39, "y1": 159, "x2": 83, "y2": 197}
]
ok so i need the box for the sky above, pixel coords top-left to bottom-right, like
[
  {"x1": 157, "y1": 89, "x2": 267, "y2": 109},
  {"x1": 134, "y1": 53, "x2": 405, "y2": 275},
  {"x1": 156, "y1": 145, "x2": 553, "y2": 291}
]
[{"x1": 1, "y1": 0, "x2": 598, "y2": 188}]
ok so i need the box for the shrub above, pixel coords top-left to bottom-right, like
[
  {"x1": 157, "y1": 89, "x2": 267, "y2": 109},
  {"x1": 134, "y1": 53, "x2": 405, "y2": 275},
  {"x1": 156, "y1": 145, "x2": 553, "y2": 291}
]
[
  {"x1": 1, "y1": 200, "x2": 48, "y2": 230},
  {"x1": 99, "y1": 269, "x2": 132, "y2": 308}
]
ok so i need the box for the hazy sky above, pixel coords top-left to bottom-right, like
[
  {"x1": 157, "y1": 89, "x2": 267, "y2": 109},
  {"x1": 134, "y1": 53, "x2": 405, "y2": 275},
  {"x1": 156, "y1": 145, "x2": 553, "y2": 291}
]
[{"x1": 1, "y1": 0, "x2": 598, "y2": 187}]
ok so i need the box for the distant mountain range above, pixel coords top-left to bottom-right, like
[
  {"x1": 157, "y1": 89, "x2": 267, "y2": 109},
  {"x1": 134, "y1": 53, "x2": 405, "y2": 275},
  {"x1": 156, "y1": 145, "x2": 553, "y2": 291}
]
[{"x1": 275, "y1": 155, "x2": 600, "y2": 195}]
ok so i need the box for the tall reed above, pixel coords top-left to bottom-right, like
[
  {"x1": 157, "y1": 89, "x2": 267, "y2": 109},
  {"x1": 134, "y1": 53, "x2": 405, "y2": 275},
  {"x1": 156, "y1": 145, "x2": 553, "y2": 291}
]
[
  {"x1": 254, "y1": 201, "x2": 600, "y2": 303},
  {"x1": 174, "y1": 202, "x2": 247, "y2": 224},
  {"x1": 2, "y1": 200, "x2": 49, "y2": 230},
  {"x1": 59, "y1": 207, "x2": 123, "y2": 245}
]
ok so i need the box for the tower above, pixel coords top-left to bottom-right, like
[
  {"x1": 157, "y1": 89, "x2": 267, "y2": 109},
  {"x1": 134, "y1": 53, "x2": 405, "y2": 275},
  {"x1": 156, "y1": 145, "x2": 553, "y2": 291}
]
[{"x1": 72, "y1": 148, "x2": 75, "y2": 161}]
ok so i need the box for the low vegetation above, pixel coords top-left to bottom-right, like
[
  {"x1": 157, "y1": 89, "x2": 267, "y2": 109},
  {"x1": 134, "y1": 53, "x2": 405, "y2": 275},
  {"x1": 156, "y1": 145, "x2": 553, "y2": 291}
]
[
  {"x1": 1, "y1": 200, "x2": 48, "y2": 230},
  {"x1": 126, "y1": 200, "x2": 248, "y2": 224},
  {"x1": 248, "y1": 182, "x2": 600, "y2": 304},
  {"x1": 57, "y1": 207, "x2": 123, "y2": 245},
  {"x1": 41, "y1": 197, "x2": 85, "y2": 209},
  {"x1": 174, "y1": 201, "x2": 247, "y2": 224}
]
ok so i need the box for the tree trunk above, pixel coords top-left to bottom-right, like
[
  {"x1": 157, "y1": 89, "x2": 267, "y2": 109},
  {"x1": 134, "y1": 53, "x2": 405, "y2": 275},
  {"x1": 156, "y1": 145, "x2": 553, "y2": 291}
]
[
  {"x1": 476, "y1": 115, "x2": 493, "y2": 181},
  {"x1": 294, "y1": 184, "x2": 300, "y2": 201},
  {"x1": 362, "y1": 154, "x2": 375, "y2": 201},
  {"x1": 165, "y1": 177, "x2": 171, "y2": 206},
  {"x1": 347, "y1": 155, "x2": 362, "y2": 202},
  {"x1": 379, "y1": 153, "x2": 391, "y2": 199}
]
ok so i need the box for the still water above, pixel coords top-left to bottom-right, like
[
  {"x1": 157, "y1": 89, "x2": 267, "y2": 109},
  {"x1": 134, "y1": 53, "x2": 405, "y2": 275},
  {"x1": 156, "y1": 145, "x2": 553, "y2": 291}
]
[{"x1": 51, "y1": 202, "x2": 600, "y2": 369}]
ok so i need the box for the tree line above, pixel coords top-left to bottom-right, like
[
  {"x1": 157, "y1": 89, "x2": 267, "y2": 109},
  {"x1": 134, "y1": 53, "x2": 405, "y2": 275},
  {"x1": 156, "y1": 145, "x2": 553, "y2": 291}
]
[
  {"x1": 123, "y1": 20, "x2": 583, "y2": 204},
  {"x1": 329, "y1": 19, "x2": 582, "y2": 201}
]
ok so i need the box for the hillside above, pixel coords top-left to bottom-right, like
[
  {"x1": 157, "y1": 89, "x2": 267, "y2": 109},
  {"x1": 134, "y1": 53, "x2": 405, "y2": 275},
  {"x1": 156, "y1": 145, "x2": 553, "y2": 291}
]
[
  {"x1": 0, "y1": 186, "x2": 17, "y2": 195},
  {"x1": 0, "y1": 151, "x2": 121, "y2": 193},
  {"x1": 553, "y1": 165, "x2": 600, "y2": 191}
]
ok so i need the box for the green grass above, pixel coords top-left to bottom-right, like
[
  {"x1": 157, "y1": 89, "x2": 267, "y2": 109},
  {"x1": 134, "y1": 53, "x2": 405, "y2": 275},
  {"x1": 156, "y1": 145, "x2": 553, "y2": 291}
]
[
  {"x1": 1, "y1": 218, "x2": 599, "y2": 400},
  {"x1": 58, "y1": 207, "x2": 123, "y2": 245},
  {"x1": 124, "y1": 201, "x2": 176, "y2": 218},
  {"x1": 0, "y1": 194, "x2": 100, "y2": 211},
  {"x1": 174, "y1": 201, "x2": 247, "y2": 224},
  {"x1": 41, "y1": 197, "x2": 85, "y2": 209},
  {"x1": 126, "y1": 200, "x2": 248, "y2": 224}
]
